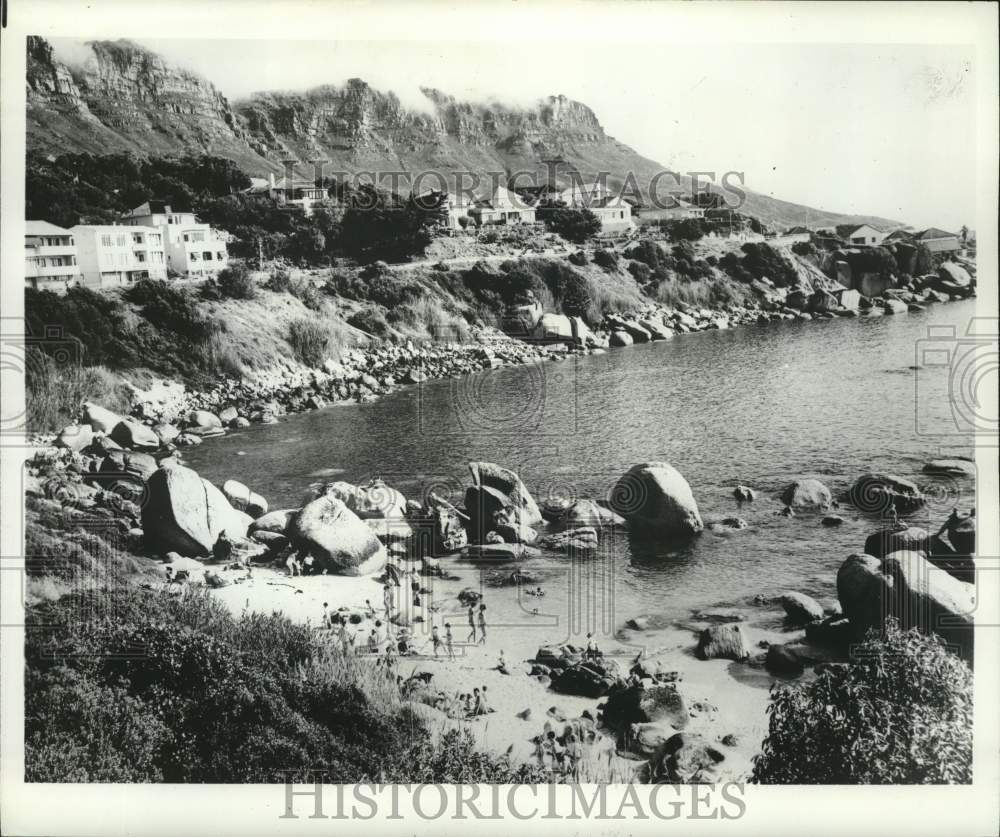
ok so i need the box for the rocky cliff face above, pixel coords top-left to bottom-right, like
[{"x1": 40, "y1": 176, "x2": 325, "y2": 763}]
[{"x1": 25, "y1": 37, "x2": 897, "y2": 228}]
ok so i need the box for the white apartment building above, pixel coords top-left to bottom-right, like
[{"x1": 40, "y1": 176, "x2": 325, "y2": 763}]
[
  {"x1": 557, "y1": 182, "x2": 635, "y2": 233},
  {"x1": 122, "y1": 201, "x2": 229, "y2": 277},
  {"x1": 72, "y1": 225, "x2": 168, "y2": 288},
  {"x1": 25, "y1": 221, "x2": 82, "y2": 292}
]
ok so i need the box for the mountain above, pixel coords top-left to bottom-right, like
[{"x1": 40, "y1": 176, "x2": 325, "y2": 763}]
[{"x1": 26, "y1": 37, "x2": 900, "y2": 229}]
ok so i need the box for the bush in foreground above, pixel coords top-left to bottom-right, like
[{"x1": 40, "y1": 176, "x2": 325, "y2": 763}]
[
  {"x1": 751, "y1": 620, "x2": 973, "y2": 784},
  {"x1": 287, "y1": 318, "x2": 330, "y2": 367}
]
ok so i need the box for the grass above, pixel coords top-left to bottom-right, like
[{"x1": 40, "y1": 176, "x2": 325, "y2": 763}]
[
  {"x1": 387, "y1": 295, "x2": 472, "y2": 343},
  {"x1": 653, "y1": 275, "x2": 754, "y2": 309},
  {"x1": 26, "y1": 354, "x2": 133, "y2": 434}
]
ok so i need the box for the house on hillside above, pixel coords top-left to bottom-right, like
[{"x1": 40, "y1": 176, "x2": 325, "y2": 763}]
[
  {"x1": 121, "y1": 201, "x2": 228, "y2": 278},
  {"x1": 25, "y1": 221, "x2": 82, "y2": 292},
  {"x1": 556, "y1": 183, "x2": 634, "y2": 232},
  {"x1": 844, "y1": 224, "x2": 886, "y2": 246},
  {"x1": 469, "y1": 186, "x2": 536, "y2": 226},
  {"x1": 882, "y1": 228, "x2": 915, "y2": 244},
  {"x1": 637, "y1": 197, "x2": 706, "y2": 223},
  {"x1": 914, "y1": 227, "x2": 960, "y2": 254},
  {"x1": 72, "y1": 225, "x2": 168, "y2": 288},
  {"x1": 413, "y1": 189, "x2": 470, "y2": 229},
  {"x1": 268, "y1": 173, "x2": 328, "y2": 216}
]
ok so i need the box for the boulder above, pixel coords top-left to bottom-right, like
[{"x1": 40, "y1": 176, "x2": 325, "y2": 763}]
[
  {"x1": 153, "y1": 423, "x2": 180, "y2": 445},
  {"x1": 494, "y1": 516, "x2": 538, "y2": 544},
  {"x1": 538, "y1": 527, "x2": 599, "y2": 553},
  {"x1": 82, "y1": 402, "x2": 124, "y2": 434},
  {"x1": 609, "y1": 462, "x2": 703, "y2": 537},
  {"x1": 628, "y1": 722, "x2": 677, "y2": 757},
  {"x1": 322, "y1": 480, "x2": 407, "y2": 519},
  {"x1": 602, "y1": 682, "x2": 688, "y2": 732},
  {"x1": 836, "y1": 289, "x2": 863, "y2": 310},
  {"x1": 822, "y1": 515, "x2": 845, "y2": 526},
  {"x1": 778, "y1": 591, "x2": 825, "y2": 625},
  {"x1": 110, "y1": 419, "x2": 160, "y2": 451},
  {"x1": 780, "y1": 478, "x2": 831, "y2": 508},
  {"x1": 249, "y1": 508, "x2": 298, "y2": 535},
  {"x1": 883, "y1": 551, "x2": 975, "y2": 660},
  {"x1": 551, "y1": 658, "x2": 622, "y2": 698},
  {"x1": 923, "y1": 458, "x2": 976, "y2": 477},
  {"x1": 837, "y1": 553, "x2": 892, "y2": 640},
  {"x1": 937, "y1": 262, "x2": 971, "y2": 288},
  {"x1": 142, "y1": 465, "x2": 252, "y2": 557},
  {"x1": 466, "y1": 462, "x2": 542, "y2": 530},
  {"x1": 249, "y1": 530, "x2": 289, "y2": 552},
  {"x1": 621, "y1": 322, "x2": 651, "y2": 343},
  {"x1": 639, "y1": 319, "x2": 673, "y2": 340},
  {"x1": 222, "y1": 479, "x2": 268, "y2": 518},
  {"x1": 289, "y1": 495, "x2": 387, "y2": 575},
  {"x1": 99, "y1": 450, "x2": 157, "y2": 484},
  {"x1": 533, "y1": 313, "x2": 574, "y2": 342},
  {"x1": 609, "y1": 330, "x2": 634, "y2": 348},
  {"x1": 946, "y1": 512, "x2": 976, "y2": 555},
  {"x1": 732, "y1": 485, "x2": 756, "y2": 502},
  {"x1": 648, "y1": 733, "x2": 726, "y2": 784},
  {"x1": 188, "y1": 410, "x2": 222, "y2": 430},
  {"x1": 365, "y1": 517, "x2": 414, "y2": 544},
  {"x1": 765, "y1": 644, "x2": 805, "y2": 676},
  {"x1": 883, "y1": 298, "x2": 908, "y2": 315},
  {"x1": 555, "y1": 499, "x2": 626, "y2": 530},
  {"x1": 849, "y1": 473, "x2": 925, "y2": 514},
  {"x1": 805, "y1": 616, "x2": 852, "y2": 649},
  {"x1": 55, "y1": 423, "x2": 93, "y2": 452},
  {"x1": 864, "y1": 526, "x2": 930, "y2": 559},
  {"x1": 218, "y1": 406, "x2": 238, "y2": 424},
  {"x1": 175, "y1": 433, "x2": 202, "y2": 446},
  {"x1": 695, "y1": 624, "x2": 750, "y2": 661}
]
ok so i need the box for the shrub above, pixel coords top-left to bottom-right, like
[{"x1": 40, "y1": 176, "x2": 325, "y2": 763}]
[
  {"x1": 751, "y1": 620, "x2": 973, "y2": 784},
  {"x1": 738, "y1": 243, "x2": 800, "y2": 287},
  {"x1": 624, "y1": 239, "x2": 664, "y2": 269},
  {"x1": 791, "y1": 241, "x2": 816, "y2": 257},
  {"x1": 568, "y1": 250, "x2": 588, "y2": 266},
  {"x1": 628, "y1": 261, "x2": 652, "y2": 283},
  {"x1": 540, "y1": 208, "x2": 602, "y2": 244},
  {"x1": 287, "y1": 318, "x2": 330, "y2": 367},
  {"x1": 347, "y1": 308, "x2": 391, "y2": 338},
  {"x1": 266, "y1": 269, "x2": 322, "y2": 310},
  {"x1": 215, "y1": 264, "x2": 257, "y2": 300},
  {"x1": 593, "y1": 249, "x2": 619, "y2": 271}
]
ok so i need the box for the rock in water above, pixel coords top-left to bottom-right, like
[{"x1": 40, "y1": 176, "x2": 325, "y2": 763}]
[
  {"x1": 946, "y1": 512, "x2": 976, "y2": 555},
  {"x1": 223, "y1": 479, "x2": 269, "y2": 518},
  {"x1": 609, "y1": 330, "x2": 634, "y2": 347},
  {"x1": 610, "y1": 462, "x2": 703, "y2": 536},
  {"x1": 468, "y1": 461, "x2": 542, "y2": 523},
  {"x1": 778, "y1": 591, "x2": 825, "y2": 625},
  {"x1": 836, "y1": 553, "x2": 892, "y2": 640},
  {"x1": 765, "y1": 644, "x2": 806, "y2": 676},
  {"x1": 321, "y1": 480, "x2": 407, "y2": 519},
  {"x1": 143, "y1": 465, "x2": 251, "y2": 556},
  {"x1": 732, "y1": 485, "x2": 756, "y2": 502},
  {"x1": 923, "y1": 459, "x2": 975, "y2": 477},
  {"x1": 849, "y1": 473, "x2": 925, "y2": 515},
  {"x1": 696, "y1": 624, "x2": 750, "y2": 661},
  {"x1": 779, "y1": 478, "x2": 831, "y2": 508},
  {"x1": 555, "y1": 499, "x2": 626, "y2": 530},
  {"x1": 864, "y1": 526, "x2": 930, "y2": 559},
  {"x1": 289, "y1": 495, "x2": 387, "y2": 575},
  {"x1": 649, "y1": 733, "x2": 726, "y2": 784}
]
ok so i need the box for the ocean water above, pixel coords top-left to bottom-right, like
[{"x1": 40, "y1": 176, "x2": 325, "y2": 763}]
[{"x1": 185, "y1": 300, "x2": 979, "y2": 654}]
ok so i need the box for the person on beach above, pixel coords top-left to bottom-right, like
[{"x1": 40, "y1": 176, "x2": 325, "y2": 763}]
[
  {"x1": 481, "y1": 685, "x2": 495, "y2": 713},
  {"x1": 478, "y1": 604, "x2": 487, "y2": 645},
  {"x1": 532, "y1": 736, "x2": 546, "y2": 767},
  {"x1": 431, "y1": 624, "x2": 442, "y2": 657},
  {"x1": 383, "y1": 584, "x2": 394, "y2": 618},
  {"x1": 564, "y1": 733, "x2": 582, "y2": 780},
  {"x1": 445, "y1": 623, "x2": 456, "y2": 660},
  {"x1": 585, "y1": 632, "x2": 599, "y2": 661},
  {"x1": 466, "y1": 605, "x2": 477, "y2": 643},
  {"x1": 285, "y1": 553, "x2": 299, "y2": 577},
  {"x1": 338, "y1": 621, "x2": 351, "y2": 655},
  {"x1": 365, "y1": 599, "x2": 376, "y2": 618},
  {"x1": 497, "y1": 650, "x2": 509, "y2": 675},
  {"x1": 321, "y1": 602, "x2": 329, "y2": 628},
  {"x1": 472, "y1": 688, "x2": 486, "y2": 715},
  {"x1": 302, "y1": 554, "x2": 315, "y2": 575},
  {"x1": 463, "y1": 693, "x2": 473, "y2": 715},
  {"x1": 368, "y1": 629, "x2": 379, "y2": 655}
]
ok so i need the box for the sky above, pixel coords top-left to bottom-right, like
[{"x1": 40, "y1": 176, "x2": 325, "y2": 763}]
[{"x1": 51, "y1": 37, "x2": 977, "y2": 231}]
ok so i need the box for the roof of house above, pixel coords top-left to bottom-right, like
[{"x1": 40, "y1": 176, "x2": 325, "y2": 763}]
[
  {"x1": 846, "y1": 224, "x2": 884, "y2": 236},
  {"x1": 475, "y1": 185, "x2": 534, "y2": 211},
  {"x1": 915, "y1": 227, "x2": 957, "y2": 240},
  {"x1": 273, "y1": 176, "x2": 324, "y2": 191},
  {"x1": 25, "y1": 220, "x2": 73, "y2": 236}
]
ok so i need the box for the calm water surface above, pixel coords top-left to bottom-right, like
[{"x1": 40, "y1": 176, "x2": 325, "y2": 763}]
[{"x1": 186, "y1": 300, "x2": 978, "y2": 639}]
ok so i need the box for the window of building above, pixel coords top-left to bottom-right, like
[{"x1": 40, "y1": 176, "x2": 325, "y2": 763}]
[
  {"x1": 101, "y1": 234, "x2": 113, "y2": 247},
  {"x1": 202, "y1": 251, "x2": 212, "y2": 261},
  {"x1": 217, "y1": 252, "x2": 226, "y2": 261},
  {"x1": 190, "y1": 252, "x2": 200, "y2": 261}
]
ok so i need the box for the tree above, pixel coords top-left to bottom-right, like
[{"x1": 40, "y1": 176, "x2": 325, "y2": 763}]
[
  {"x1": 751, "y1": 620, "x2": 973, "y2": 784},
  {"x1": 541, "y1": 208, "x2": 602, "y2": 244}
]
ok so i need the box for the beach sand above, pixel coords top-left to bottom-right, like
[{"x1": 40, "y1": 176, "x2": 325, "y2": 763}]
[{"x1": 199, "y1": 556, "x2": 784, "y2": 781}]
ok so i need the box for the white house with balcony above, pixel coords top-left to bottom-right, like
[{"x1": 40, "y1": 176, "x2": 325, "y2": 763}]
[
  {"x1": 25, "y1": 221, "x2": 82, "y2": 292},
  {"x1": 121, "y1": 201, "x2": 229, "y2": 277},
  {"x1": 469, "y1": 186, "x2": 537, "y2": 226},
  {"x1": 72, "y1": 225, "x2": 168, "y2": 288}
]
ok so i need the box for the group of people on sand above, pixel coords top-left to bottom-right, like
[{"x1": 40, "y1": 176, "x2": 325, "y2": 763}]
[
  {"x1": 532, "y1": 730, "x2": 586, "y2": 779},
  {"x1": 437, "y1": 686, "x2": 496, "y2": 719}
]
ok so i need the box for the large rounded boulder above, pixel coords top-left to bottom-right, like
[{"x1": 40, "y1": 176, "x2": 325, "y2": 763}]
[
  {"x1": 223, "y1": 479, "x2": 269, "y2": 518},
  {"x1": 609, "y1": 462, "x2": 702, "y2": 537},
  {"x1": 142, "y1": 465, "x2": 252, "y2": 557},
  {"x1": 465, "y1": 462, "x2": 542, "y2": 539},
  {"x1": 864, "y1": 526, "x2": 929, "y2": 559},
  {"x1": 836, "y1": 553, "x2": 891, "y2": 640},
  {"x1": 779, "y1": 478, "x2": 831, "y2": 508},
  {"x1": 602, "y1": 682, "x2": 688, "y2": 732},
  {"x1": 288, "y1": 495, "x2": 387, "y2": 575},
  {"x1": 321, "y1": 479, "x2": 406, "y2": 519}
]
